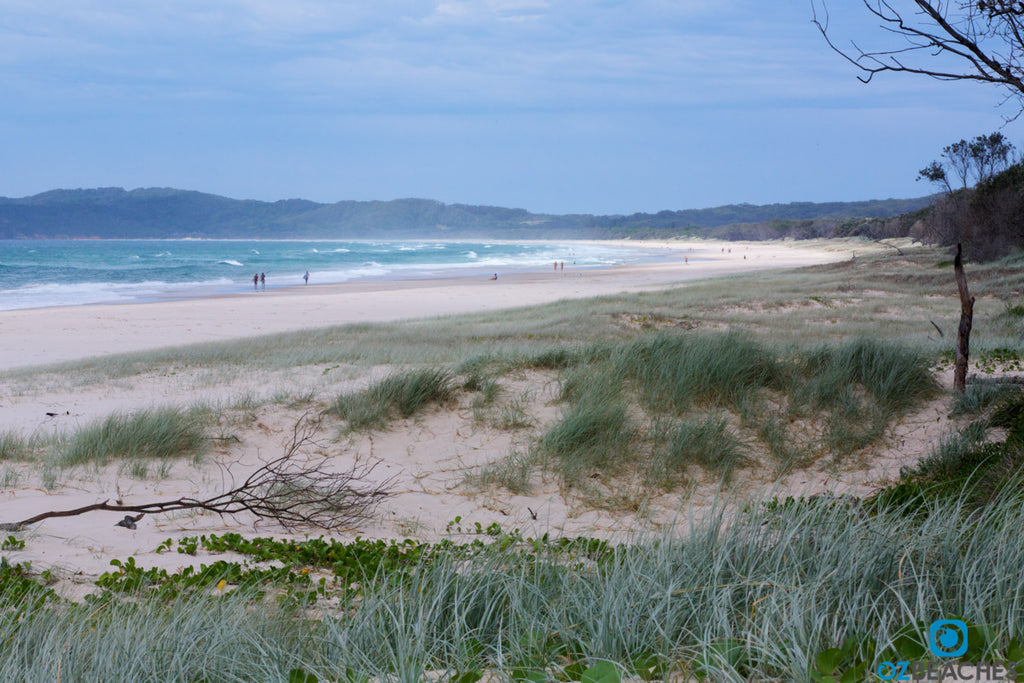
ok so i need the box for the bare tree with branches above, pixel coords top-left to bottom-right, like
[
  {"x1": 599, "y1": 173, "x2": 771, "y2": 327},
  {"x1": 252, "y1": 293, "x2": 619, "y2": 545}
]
[
  {"x1": 812, "y1": 1, "x2": 1024, "y2": 115},
  {"x1": 0, "y1": 415, "x2": 390, "y2": 532}
]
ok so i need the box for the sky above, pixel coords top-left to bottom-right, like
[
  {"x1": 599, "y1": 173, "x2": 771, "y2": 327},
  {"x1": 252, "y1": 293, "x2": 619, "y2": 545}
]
[{"x1": 0, "y1": 1, "x2": 1017, "y2": 215}]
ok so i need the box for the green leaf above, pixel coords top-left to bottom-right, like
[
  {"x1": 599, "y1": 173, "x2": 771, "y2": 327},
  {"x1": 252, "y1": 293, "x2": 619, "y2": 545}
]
[
  {"x1": 580, "y1": 661, "x2": 621, "y2": 683},
  {"x1": 963, "y1": 622, "x2": 996, "y2": 663},
  {"x1": 453, "y1": 670, "x2": 484, "y2": 683},
  {"x1": 630, "y1": 652, "x2": 665, "y2": 681},
  {"x1": 342, "y1": 668, "x2": 368, "y2": 683},
  {"x1": 839, "y1": 664, "x2": 864, "y2": 683},
  {"x1": 815, "y1": 648, "x2": 845, "y2": 675},
  {"x1": 891, "y1": 624, "x2": 927, "y2": 661},
  {"x1": 1005, "y1": 637, "x2": 1024, "y2": 664},
  {"x1": 287, "y1": 668, "x2": 318, "y2": 683},
  {"x1": 559, "y1": 662, "x2": 587, "y2": 681},
  {"x1": 512, "y1": 668, "x2": 548, "y2": 683}
]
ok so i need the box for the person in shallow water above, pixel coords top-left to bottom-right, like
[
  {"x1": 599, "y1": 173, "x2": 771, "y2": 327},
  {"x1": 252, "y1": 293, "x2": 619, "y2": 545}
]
[
  {"x1": 303, "y1": 270, "x2": 310, "y2": 285},
  {"x1": 253, "y1": 273, "x2": 259, "y2": 291},
  {"x1": 260, "y1": 272, "x2": 265, "y2": 290}
]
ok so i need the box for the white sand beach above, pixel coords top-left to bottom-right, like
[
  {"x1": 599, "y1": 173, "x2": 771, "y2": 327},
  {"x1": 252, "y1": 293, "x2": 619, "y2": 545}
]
[
  {"x1": 0, "y1": 238, "x2": 950, "y2": 596},
  {"x1": 0, "y1": 239, "x2": 853, "y2": 371}
]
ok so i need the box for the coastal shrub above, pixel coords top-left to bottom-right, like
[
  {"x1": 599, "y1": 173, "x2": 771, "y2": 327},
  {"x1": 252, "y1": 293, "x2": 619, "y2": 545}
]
[
  {"x1": 332, "y1": 368, "x2": 456, "y2": 431},
  {"x1": 989, "y1": 391, "x2": 1024, "y2": 443},
  {"x1": 54, "y1": 407, "x2": 209, "y2": 468}
]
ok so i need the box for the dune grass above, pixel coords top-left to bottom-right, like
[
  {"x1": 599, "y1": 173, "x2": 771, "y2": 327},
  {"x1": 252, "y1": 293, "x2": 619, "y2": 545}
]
[
  {"x1": 872, "y1": 387, "x2": 1024, "y2": 512},
  {"x1": 646, "y1": 414, "x2": 749, "y2": 487},
  {"x1": 539, "y1": 397, "x2": 635, "y2": 483},
  {"x1": 524, "y1": 330, "x2": 940, "y2": 490},
  {"x1": 330, "y1": 368, "x2": 456, "y2": 432},
  {"x1": 0, "y1": 431, "x2": 46, "y2": 462},
  {"x1": 3, "y1": 487, "x2": 1024, "y2": 680},
  {"x1": 52, "y1": 406, "x2": 210, "y2": 468},
  {"x1": 612, "y1": 330, "x2": 785, "y2": 413}
]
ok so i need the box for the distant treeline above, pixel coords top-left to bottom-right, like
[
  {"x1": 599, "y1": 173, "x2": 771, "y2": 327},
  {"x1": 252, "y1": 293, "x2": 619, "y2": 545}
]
[{"x1": 0, "y1": 187, "x2": 935, "y2": 241}]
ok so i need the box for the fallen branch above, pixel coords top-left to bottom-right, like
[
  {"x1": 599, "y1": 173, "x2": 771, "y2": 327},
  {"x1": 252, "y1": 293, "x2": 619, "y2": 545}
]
[
  {"x1": 874, "y1": 239, "x2": 906, "y2": 256},
  {"x1": 0, "y1": 414, "x2": 390, "y2": 532}
]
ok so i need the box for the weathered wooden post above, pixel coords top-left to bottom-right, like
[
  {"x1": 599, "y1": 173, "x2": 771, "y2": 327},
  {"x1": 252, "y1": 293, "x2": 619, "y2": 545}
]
[{"x1": 953, "y1": 243, "x2": 974, "y2": 394}]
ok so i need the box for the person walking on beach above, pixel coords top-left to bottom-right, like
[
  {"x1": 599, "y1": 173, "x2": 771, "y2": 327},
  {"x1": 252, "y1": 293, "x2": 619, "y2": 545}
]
[
  {"x1": 253, "y1": 273, "x2": 259, "y2": 291},
  {"x1": 303, "y1": 270, "x2": 310, "y2": 285},
  {"x1": 260, "y1": 272, "x2": 265, "y2": 291}
]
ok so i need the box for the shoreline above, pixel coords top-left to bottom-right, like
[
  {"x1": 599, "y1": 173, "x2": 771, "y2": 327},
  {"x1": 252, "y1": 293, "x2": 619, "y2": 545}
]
[
  {"x1": 0, "y1": 237, "x2": 667, "y2": 313},
  {"x1": 0, "y1": 239, "x2": 858, "y2": 372},
  {"x1": 0, "y1": 236, "x2": 956, "y2": 593}
]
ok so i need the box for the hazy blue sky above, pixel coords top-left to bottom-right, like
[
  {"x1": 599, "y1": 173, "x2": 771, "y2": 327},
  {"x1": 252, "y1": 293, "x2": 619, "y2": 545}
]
[{"x1": 0, "y1": 1, "x2": 1014, "y2": 214}]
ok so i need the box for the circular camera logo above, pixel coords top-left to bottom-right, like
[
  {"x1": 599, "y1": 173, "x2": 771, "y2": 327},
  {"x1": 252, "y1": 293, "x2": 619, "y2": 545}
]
[{"x1": 929, "y1": 619, "x2": 969, "y2": 658}]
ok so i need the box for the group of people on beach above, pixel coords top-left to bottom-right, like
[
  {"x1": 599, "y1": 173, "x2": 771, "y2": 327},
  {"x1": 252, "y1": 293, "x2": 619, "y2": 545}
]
[{"x1": 253, "y1": 270, "x2": 311, "y2": 291}]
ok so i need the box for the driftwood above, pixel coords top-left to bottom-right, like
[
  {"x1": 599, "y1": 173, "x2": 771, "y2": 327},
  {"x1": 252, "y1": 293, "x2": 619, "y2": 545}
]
[
  {"x1": 874, "y1": 239, "x2": 906, "y2": 256},
  {"x1": 954, "y1": 243, "x2": 975, "y2": 394},
  {"x1": 0, "y1": 415, "x2": 389, "y2": 532}
]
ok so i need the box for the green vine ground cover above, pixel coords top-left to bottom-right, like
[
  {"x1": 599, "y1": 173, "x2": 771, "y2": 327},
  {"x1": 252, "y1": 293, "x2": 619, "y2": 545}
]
[{"x1": 4, "y1": 482, "x2": 1024, "y2": 681}]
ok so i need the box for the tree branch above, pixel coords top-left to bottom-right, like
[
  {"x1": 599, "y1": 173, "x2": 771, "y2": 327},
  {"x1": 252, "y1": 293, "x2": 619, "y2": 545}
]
[
  {"x1": 0, "y1": 415, "x2": 390, "y2": 532},
  {"x1": 813, "y1": 0, "x2": 1024, "y2": 113}
]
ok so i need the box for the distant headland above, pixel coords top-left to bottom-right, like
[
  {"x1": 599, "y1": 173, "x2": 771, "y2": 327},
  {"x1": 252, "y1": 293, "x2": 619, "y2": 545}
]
[{"x1": 0, "y1": 187, "x2": 934, "y2": 241}]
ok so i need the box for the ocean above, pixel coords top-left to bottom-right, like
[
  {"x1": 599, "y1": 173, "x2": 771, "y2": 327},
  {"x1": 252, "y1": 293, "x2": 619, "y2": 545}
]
[{"x1": 0, "y1": 239, "x2": 665, "y2": 311}]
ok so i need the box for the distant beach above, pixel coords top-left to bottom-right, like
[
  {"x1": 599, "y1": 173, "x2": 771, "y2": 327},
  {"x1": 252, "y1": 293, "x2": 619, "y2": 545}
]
[
  {"x1": 0, "y1": 239, "x2": 672, "y2": 312},
  {"x1": 0, "y1": 239, "x2": 858, "y2": 371}
]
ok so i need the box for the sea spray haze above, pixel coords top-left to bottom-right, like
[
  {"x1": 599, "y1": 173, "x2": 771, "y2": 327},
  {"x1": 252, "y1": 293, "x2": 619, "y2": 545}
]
[{"x1": 0, "y1": 239, "x2": 665, "y2": 311}]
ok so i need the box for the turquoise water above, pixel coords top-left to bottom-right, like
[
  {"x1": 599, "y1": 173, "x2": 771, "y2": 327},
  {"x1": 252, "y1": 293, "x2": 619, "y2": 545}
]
[{"x1": 0, "y1": 239, "x2": 661, "y2": 311}]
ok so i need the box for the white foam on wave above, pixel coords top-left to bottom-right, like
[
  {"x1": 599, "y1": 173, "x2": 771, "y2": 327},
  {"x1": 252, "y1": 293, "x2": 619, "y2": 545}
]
[
  {"x1": 0, "y1": 240, "x2": 662, "y2": 311},
  {"x1": 0, "y1": 278, "x2": 236, "y2": 311}
]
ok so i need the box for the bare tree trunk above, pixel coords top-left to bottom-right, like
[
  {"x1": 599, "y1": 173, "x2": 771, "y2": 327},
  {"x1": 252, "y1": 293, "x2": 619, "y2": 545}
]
[{"x1": 954, "y1": 243, "x2": 975, "y2": 394}]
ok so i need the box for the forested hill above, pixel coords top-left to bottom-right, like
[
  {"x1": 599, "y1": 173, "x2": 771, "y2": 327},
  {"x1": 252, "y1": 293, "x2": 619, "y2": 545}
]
[{"x1": 0, "y1": 187, "x2": 935, "y2": 240}]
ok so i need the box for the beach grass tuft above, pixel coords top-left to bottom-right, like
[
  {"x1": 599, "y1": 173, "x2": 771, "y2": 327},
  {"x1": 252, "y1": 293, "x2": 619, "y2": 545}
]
[
  {"x1": 612, "y1": 330, "x2": 784, "y2": 413},
  {"x1": 646, "y1": 414, "x2": 748, "y2": 487},
  {"x1": 52, "y1": 407, "x2": 210, "y2": 468},
  {"x1": 540, "y1": 397, "x2": 635, "y2": 484},
  {"x1": 331, "y1": 368, "x2": 456, "y2": 432},
  {"x1": 0, "y1": 431, "x2": 47, "y2": 462}
]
